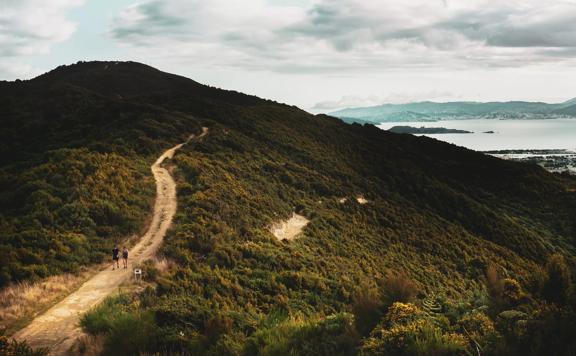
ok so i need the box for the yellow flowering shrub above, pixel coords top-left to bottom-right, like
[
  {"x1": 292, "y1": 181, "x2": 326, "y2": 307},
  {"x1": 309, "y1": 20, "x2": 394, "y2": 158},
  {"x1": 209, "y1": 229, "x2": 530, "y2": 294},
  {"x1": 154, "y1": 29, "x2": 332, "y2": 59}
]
[
  {"x1": 458, "y1": 311, "x2": 496, "y2": 339},
  {"x1": 383, "y1": 302, "x2": 422, "y2": 326},
  {"x1": 361, "y1": 303, "x2": 470, "y2": 355},
  {"x1": 501, "y1": 278, "x2": 524, "y2": 305}
]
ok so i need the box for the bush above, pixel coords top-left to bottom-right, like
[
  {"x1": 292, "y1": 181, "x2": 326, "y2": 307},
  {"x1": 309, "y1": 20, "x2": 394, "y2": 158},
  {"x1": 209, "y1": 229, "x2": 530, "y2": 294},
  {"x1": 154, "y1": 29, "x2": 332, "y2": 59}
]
[
  {"x1": 409, "y1": 326, "x2": 469, "y2": 356},
  {"x1": 141, "y1": 260, "x2": 159, "y2": 282},
  {"x1": 540, "y1": 254, "x2": 573, "y2": 305},
  {"x1": 509, "y1": 305, "x2": 576, "y2": 356},
  {"x1": 205, "y1": 314, "x2": 233, "y2": 345},
  {"x1": 0, "y1": 329, "x2": 49, "y2": 356},
  {"x1": 243, "y1": 313, "x2": 358, "y2": 356},
  {"x1": 380, "y1": 271, "x2": 418, "y2": 308},
  {"x1": 81, "y1": 294, "x2": 160, "y2": 355},
  {"x1": 501, "y1": 278, "x2": 525, "y2": 306},
  {"x1": 486, "y1": 265, "x2": 503, "y2": 310},
  {"x1": 352, "y1": 285, "x2": 383, "y2": 335},
  {"x1": 457, "y1": 311, "x2": 499, "y2": 352},
  {"x1": 485, "y1": 266, "x2": 526, "y2": 311},
  {"x1": 101, "y1": 310, "x2": 159, "y2": 356},
  {"x1": 80, "y1": 294, "x2": 132, "y2": 334},
  {"x1": 360, "y1": 303, "x2": 468, "y2": 355},
  {"x1": 496, "y1": 310, "x2": 528, "y2": 341}
]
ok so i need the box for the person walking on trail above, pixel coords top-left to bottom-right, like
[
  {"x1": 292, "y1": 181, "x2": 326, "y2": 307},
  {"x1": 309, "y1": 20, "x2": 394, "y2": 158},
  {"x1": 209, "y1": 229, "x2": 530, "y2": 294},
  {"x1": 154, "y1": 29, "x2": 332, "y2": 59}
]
[
  {"x1": 112, "y1": 245, "x2": 120, "y2": 270},
  {"x1": 122, "y1": 246, "x2": 129, "y2": 269}
]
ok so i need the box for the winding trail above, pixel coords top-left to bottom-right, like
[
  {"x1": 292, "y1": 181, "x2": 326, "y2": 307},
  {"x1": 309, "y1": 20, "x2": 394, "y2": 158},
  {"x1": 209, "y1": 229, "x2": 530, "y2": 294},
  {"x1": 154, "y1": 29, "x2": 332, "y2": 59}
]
[{"x1": 14, "y1": 128, "x2": 208, "y2": 354}]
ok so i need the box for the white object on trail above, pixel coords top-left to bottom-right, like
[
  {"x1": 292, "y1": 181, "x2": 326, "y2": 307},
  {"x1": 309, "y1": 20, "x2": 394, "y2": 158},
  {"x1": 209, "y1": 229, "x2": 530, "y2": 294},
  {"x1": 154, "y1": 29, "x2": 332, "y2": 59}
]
[{"x1": 134, "y1": 269, "x2": 142, "y2": 282}]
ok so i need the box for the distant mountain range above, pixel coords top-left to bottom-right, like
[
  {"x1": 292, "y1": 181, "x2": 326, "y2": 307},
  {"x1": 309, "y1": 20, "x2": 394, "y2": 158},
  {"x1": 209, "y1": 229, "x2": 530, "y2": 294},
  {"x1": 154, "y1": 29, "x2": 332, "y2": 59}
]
[{"x1": 330, "y1": 99, "x2": 576, "y2": 123}]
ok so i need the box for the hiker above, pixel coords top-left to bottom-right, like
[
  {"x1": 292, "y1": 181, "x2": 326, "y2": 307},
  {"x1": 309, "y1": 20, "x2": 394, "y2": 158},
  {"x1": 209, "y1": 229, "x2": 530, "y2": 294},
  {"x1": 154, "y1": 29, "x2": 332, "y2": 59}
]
[
  {"x1": 112, "y1": 245, "x2": 120, "y2": 270},
  {"x1": 122, "y1": 246, "x2": 129, "y2": 269}
]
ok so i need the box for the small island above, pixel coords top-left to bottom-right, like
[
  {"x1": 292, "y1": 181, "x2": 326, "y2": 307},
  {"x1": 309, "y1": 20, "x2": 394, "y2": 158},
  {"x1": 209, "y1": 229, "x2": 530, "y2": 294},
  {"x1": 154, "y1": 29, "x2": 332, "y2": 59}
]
[
  {"x1": 483, "y1": 130, "x2": 495, "y2": 134},
  {"x1": 388, "y1": 125, "x2": 472, "y2": 134}
]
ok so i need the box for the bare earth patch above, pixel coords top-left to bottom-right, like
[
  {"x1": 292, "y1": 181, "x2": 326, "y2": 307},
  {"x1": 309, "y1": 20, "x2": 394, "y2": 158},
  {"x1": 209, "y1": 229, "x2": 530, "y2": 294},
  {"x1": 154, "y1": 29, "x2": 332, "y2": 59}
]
[{"x1": 270, "y1": 213, "x2": 310, "y2": 241}]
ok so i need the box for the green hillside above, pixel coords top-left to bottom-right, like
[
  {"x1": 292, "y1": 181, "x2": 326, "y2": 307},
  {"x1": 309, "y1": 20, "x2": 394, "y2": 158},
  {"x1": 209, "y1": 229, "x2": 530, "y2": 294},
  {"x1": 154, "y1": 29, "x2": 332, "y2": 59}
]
[{"x1": 2, "y1": 62, "x2": 576, "y2": 355}]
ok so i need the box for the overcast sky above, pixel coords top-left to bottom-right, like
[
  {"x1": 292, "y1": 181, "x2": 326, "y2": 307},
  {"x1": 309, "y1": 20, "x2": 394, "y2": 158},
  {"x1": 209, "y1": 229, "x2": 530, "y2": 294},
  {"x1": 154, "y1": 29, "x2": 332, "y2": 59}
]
[{"x1": 2, "y1": 0, "x2": 576, "y2": 112}]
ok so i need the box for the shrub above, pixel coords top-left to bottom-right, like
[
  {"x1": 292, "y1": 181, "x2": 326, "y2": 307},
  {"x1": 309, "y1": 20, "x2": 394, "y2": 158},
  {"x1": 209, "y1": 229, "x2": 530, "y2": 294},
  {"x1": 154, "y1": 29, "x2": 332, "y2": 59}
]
[
  {"x1": 501, "y1": 278, "x2": 525, "y2": 306},
  {"x1": 485, "y1": 266, "x2": 526, "y2": 311},
  {"x1": 0, "y1": 329, "x2": 49, "y2": 356},
  {"x1": 205, "y1": 314, "x2": 233, "y2": 345},
  {"x1": 409, "y1": 326, "x2": 469, "y2": 356},
  {"x1": 101, "y1": 310, "x2": 159, "y2": 356},
  {"x1": 141, "y1": 259, "x2": 159, "y2": 282},
  {"x1": 496, "y1": 310, "x2": 528, "y2": 341},
  {"x1": 540, "y1": 253, "x2": 573, "y2": 305},
  {"x1": 457, "y1": 311, "x2": 499, "y2": 353},
  {"x1": 383, "y1": 302, "x2": 423, "y2": 327},
  {"x1": 485, "y1": 265, "x2": 503, "y2": 310},
  {"x1": 351, "y1": 285, "x2": 383, "y2": 335},
  {"x1": 380, "y1": 271, "x2": 418, "y2": 308},
  {"x1": 508, "y1": 305, "x2": 576, "y2": 356},
  {"x1": 243, "y1": 313, "x2": 358, "y2": 356},
  {"x1": 360, "y1": 303, "x2": 468, "y2": 355},
  {"x1": 80, "y1": 294, "x2": 160, "y2": 355},
  {"x1": 80, "y1": 294, "x2": 132, "y2": 334}
]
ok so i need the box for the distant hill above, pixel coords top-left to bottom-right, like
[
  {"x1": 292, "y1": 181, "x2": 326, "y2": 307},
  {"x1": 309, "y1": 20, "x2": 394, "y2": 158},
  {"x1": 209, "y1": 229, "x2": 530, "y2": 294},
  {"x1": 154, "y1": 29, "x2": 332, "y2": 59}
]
[
  {"x1": 2, "y1": 62, "x2": 576, "y2": 355},
  {"x1": 555, "y1": 103, "x2": 576, "y2": 115},
  {"x1": 388, "y1": 126, "x2": 472, "y2": 134},
  {"x1": 560, "y1": 97, "x2": 576, "y2": 107},
  {"x1": 330, "y1": 99, "x2": 576, "y2": 123}
]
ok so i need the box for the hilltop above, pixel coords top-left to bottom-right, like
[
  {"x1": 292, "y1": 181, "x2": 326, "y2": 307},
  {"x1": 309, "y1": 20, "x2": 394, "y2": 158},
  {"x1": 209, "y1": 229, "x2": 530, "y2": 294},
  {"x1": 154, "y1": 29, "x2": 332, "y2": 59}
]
[{"x1": 1, "y1": 61, "x2": 576, "y2": 355}]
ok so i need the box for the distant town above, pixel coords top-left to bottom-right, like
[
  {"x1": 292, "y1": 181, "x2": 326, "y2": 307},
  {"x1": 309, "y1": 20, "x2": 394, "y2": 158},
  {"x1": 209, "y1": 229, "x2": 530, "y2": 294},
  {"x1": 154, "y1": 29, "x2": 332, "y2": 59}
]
[{"x1": 486, "y1": 149, "x2": 576, "y2": 175}]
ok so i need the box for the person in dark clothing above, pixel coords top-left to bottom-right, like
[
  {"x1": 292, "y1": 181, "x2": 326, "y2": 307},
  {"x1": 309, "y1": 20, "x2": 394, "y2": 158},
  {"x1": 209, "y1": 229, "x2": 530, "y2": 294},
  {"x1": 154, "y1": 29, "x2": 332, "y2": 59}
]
[
  {"x1": 122, "y1": 246, "x2": 129, "y2": 269},
  {"x1": 112, "y1": 245, "x2": 120, "y2": 270}
]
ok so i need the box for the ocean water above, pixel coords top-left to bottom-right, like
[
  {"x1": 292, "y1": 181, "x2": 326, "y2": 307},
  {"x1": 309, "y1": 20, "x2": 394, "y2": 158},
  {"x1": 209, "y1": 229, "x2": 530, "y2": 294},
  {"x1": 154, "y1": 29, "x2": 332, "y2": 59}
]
[{"x1": 377, "y1": 119, "x2": 576, "y2": 151}]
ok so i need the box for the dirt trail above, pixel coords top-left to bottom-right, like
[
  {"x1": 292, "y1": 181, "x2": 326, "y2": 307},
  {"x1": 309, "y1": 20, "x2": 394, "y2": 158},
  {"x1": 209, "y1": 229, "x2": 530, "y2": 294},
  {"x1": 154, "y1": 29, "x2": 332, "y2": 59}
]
[{"x1": 14, "y1": 128, "x2": 208, "y2": 354}]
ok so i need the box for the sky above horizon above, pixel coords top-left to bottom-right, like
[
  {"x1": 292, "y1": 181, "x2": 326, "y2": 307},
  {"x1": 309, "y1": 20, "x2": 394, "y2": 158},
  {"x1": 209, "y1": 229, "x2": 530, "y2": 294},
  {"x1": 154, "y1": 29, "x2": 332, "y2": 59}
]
[{"x1": 2, "y1": 0, "x2": 576, "y2": 112}]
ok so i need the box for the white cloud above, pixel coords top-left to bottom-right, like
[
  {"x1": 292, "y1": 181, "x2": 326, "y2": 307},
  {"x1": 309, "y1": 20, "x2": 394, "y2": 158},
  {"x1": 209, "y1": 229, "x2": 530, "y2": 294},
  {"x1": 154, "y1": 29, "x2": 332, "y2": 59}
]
[{"x1": 0, "y1": 0, "x2": 83, "y2": 78}]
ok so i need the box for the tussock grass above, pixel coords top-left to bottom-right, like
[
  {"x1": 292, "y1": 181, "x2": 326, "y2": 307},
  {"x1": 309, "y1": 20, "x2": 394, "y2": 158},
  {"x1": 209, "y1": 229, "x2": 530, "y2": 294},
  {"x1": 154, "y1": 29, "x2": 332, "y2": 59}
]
[{"x1": 0, "y1": 270, "x2": 92, "y2": 334}]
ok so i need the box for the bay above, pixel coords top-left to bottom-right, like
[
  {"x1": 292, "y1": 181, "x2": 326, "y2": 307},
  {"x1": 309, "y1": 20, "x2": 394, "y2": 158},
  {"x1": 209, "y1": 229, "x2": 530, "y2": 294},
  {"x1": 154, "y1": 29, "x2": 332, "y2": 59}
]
[{"x1": 377, "y1": 118, "x2": 576, "y2": 151}]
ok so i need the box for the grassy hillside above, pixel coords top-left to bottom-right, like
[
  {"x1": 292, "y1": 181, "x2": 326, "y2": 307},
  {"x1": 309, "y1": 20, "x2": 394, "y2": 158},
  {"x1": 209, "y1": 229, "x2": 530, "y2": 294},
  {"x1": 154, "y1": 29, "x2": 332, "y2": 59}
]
[{"x1": 2, "y1": 61, "x2": 576, "y2": 355}]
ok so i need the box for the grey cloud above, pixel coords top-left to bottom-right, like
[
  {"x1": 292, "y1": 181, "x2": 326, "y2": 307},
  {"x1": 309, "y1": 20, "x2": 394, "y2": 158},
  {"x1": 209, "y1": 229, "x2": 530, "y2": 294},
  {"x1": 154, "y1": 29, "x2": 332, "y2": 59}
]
[
  {"x1": 486, "y1": 23, "x2": 576, "y2": 48},
  {"x1": 112, "y1": 1, "x2": 186, "y2": 40},
  {"x1": 435, "y1": 10, "x2": 576, "y2": 48},
  {"x1": 282, "y1": 2, "x2": 576, "y2": 51},
  {"x1": 109, "y1": 0, "x2": 576, "y2": 74}
]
